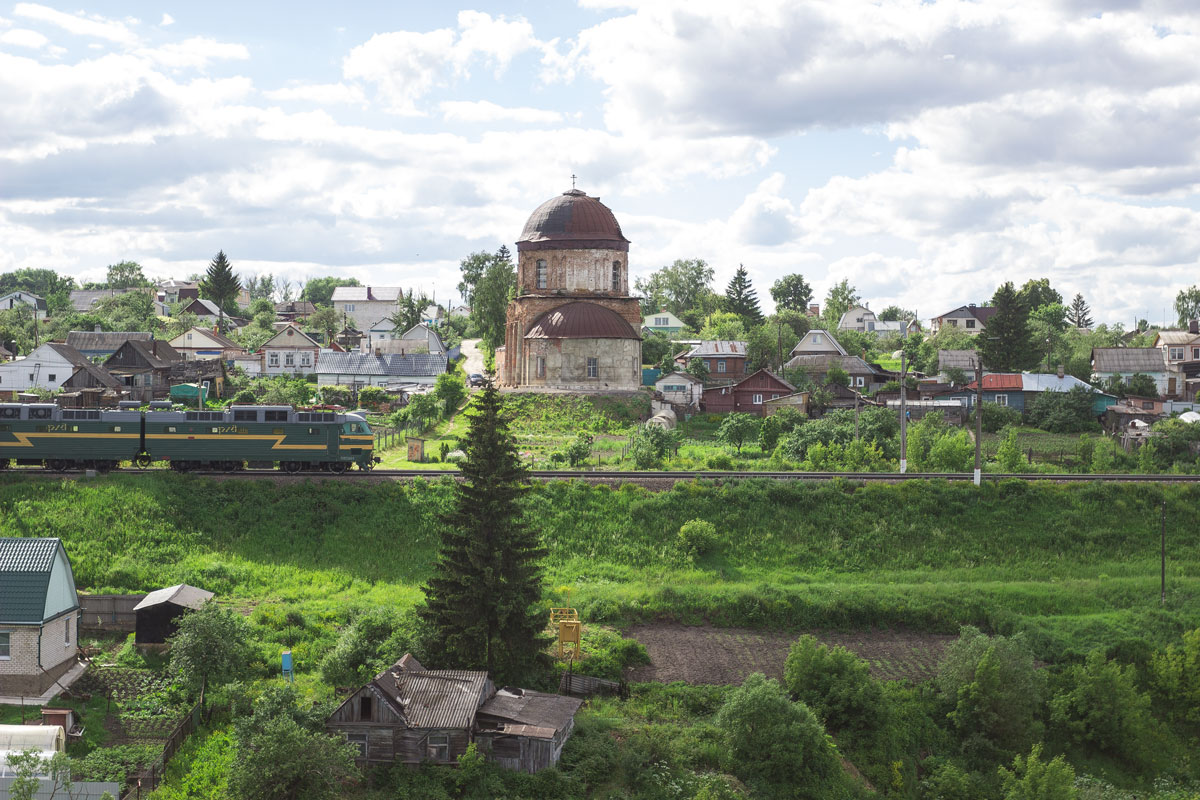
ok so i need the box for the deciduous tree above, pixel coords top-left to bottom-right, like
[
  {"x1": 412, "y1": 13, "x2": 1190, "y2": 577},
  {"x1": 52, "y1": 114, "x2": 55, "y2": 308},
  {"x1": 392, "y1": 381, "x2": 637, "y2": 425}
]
[
  {"x1": 388, "y1": 288, "x2": 430, "y2": 334},
  {"x1": 822, "y1": 279, "x2": 860, "y2": 328},
  {"x1": 469, "y1": 247, "x2": 515, "y2": 355},
  {"x1": 1174, "y1": 284, "x2": 1200, "y2": 327},
  {"x1": 300, "y1": 276, "x2": 360, "y2": 308},
  {"x1": 769, "y1": 273, "x2": 813, "y2": 313},
  {"x1": 420, "y1": 380, "x2": 549, "y2": 684},
  {"x1": 633, "y1": 258, "x2": 715, "y2": 316},
  {"x1": 106, "y1": 260, "x2": 151, "y2": 290},
  {"x1": 168, "y1": 602, "x2": 254, "y2": 706},
  {"x1": 717, "y1": 412, "x2": 759, "y2": 454}
]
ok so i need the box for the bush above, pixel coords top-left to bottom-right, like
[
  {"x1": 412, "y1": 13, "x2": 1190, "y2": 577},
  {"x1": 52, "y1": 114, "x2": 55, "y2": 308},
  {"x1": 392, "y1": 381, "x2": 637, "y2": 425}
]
[
  {"x1": 759, "y1": 414, "x2": 782, "y2": 453},
  {"x1": 1026, "y1": 386, "x2": 1100, "y2": 434},
  {"x1": 1049, "y1": 650, "x2": 1158, "y2": 767},
  {"x1": 563, "y1": 433, "x2": 593, "y2": 468},
  {"x1": 714, "y1": 673, "x2": 848, "y2": 799},
  {"x1": 717, "y1": 413, "x2": 760, "y2": 454},
  {"x1": 705, "y1": 453, "x2": 734, "y2": 470},
  {"x1": 677, "y1": 519, "x2": 719, "y2": 562},
  {"x1": 997, "y1": 744, "x2": 1077, "y2": 800},
  {"x1": 995, "y1": 428, "x2": 1024, "y2": 473},
  {"x1": 783, "y1": 635, "x2": 883, "y2": 736},
  {"x1": 630, "y1": 425, "x2": 674, "y2": 469},
  {"x1": 357, "y1": 386, "x2": 388, "y2": 410},
  {"x1": 1151, "y1": 628, "x2": 1200, "y2": 734},
  {"x1": 320, "y1": 607, "x2": 430, "y2": 687},
  {"x1": 971, "y1": 403, "x2": 1023, "y2": 433}
]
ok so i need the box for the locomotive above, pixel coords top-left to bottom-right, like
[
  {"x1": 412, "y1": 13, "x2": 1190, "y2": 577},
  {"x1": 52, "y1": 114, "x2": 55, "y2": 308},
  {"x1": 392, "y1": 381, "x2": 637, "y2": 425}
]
[{"x1": 0, "y1": 401, "x2": 376, "y2": 472}]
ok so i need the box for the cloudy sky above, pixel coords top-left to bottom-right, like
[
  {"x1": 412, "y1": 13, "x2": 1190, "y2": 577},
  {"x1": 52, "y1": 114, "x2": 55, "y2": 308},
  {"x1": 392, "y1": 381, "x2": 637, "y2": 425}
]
[{"x1": 2, "y1": 0, "x2": 1199, "y2": 325}]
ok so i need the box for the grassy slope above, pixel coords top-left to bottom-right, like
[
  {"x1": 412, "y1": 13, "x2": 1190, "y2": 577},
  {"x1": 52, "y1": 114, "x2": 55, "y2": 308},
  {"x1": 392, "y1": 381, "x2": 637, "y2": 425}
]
[{"x1": 1, "y1": 474, "x2": 1196, "y2": 669}]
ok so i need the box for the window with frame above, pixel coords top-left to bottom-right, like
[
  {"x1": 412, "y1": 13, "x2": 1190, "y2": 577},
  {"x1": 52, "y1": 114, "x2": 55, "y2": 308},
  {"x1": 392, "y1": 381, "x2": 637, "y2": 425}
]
[
  {"x1": 752, "y1": 393, "x2": 763, "y2": 404},
  {"x1": 64, "y1": 617, "x2": 70, "y2": 646},
  {"x1": 586, "y1": 357, "x2": 598, "y2": 378},
  {"x1": 811, "y1": 334, "x2": 820, "y2": 344},
  {"x1": 612, "y1": 261, "x2": 621, "y2": 292},
  {"x1": 1142, "y1": 400, "x2": 1155, "y2": 410},
  {"x1": 655, "y1": 317, "x2": 668, "y2": 326},
  {"x1": 264, "y1": 410, "x2": 288, "y2": 422},
  {"x1": 948, "y1": 319, "x2": 958, "y2": 327},
  {"x1": 345, "y1": 304, "x2": 355, "y2": 312},
  {"x1": 1193, "y1": 347, "x2": 1200, "y2": 360},
  {"x1": 301, "y1": 352, "x2": 312, "y2": 367},
  {"x1": 536, "y1": 259, "x2": 547, "y2": 290},
  {"x1": 965, "y1": 319, "x2": 976, "y2": 329},
  {"x1": 1169, "y1": 347, "x2": 1184, "y2": 360},
  {"x1": 346, "y1": 733, "x2": 368, "y2": 757},
  {"x1": 268, "y1": 352, "x2": 280, "y2": 367},
  {"x1": 0, "y1": 631, "x2": 8, "y2": 658},
  {"x1": 633, "y1": 357, "x2": 639, "y2": 379},
  {"x1": 717, "y1": 360, "x2": 726, "y2": 373},
  {"x1": 284, "y1": 352, "x2": 295, "y2": 367},
  {"x1": 995, "y1": 394, "x2": 1008, "y2": 406},
  {"x1": 427, "y1": 733, "x2": 449, "y2": 762},
  {"x1": 536, "y1": 356, "x2": 546, "y2": 378},
  {"x1": 856, "y1": 376, "x2": 865, "y2": 387},
  {"x1": 48, "y1": 374, "x2": 55, "y2": 382}
]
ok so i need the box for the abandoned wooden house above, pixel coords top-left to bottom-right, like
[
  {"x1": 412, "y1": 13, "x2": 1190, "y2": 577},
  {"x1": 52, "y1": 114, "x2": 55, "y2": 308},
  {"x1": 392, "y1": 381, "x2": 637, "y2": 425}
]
[{"x1": 326, "y1": 653, "x2": 582, "y2": 773}]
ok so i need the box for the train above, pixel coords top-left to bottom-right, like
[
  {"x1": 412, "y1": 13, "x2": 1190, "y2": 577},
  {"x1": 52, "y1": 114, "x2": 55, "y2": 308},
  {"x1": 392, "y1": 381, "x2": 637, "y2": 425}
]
[{"x1": 0, "y1": 401, "x2": 377, "y2": 472}]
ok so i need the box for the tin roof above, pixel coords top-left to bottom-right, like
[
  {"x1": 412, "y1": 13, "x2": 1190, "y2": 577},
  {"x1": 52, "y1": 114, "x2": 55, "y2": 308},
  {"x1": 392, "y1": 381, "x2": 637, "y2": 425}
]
[
  {"x1": 517, "y1": 189, "x2": 629, "y2": 252},
  {"x1": 1154, "y1": 330, "x2": 1200, "y2": 346},
  {"x1": 966, "y1": 373, "x2": 1024, "y2": 390},
  {"x1": 525, "y1": 302, "x2": 638, "y2": 340},
  {"x1": 317, "y1": 352, "x2": 447, "y2": 377},
  {"x1": 1091, "y1": 348, "x2": 1165, "y2": 374},
  {"x1": 66, "y1": 331, "x2": 152, "y2": 353},
  {"x1": 683, "y1": 340, "x2": 748, "y2": 358},
  {"x1": 133, "y1": 584, "x2": 214, "y2": 612},
  {"x1": 477, "y1": 688, "x2": 582, "y2": 739},
  {"x1": 1020, "y1": 373, "x2": 1097, "y2": 393},
  {"x1": 45, "y1": 342, "x2": 93, "y2": 368},
  {"x1": 373, "y1": 657, "x2": 491, "y2": 730},
  {"x1": 783, "y1": 354, "x2": 884, "y2": 376},
  {"x1": 0, "y1": 538, "x2": 62, "y2": 624}
]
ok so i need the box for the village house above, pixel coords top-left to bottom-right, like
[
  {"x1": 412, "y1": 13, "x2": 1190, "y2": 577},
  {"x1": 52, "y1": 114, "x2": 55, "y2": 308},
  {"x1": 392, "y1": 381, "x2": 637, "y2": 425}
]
[
  {"x1": 168, "y1": 327, "x2": 245, "y2": 361},
  {"x1": 326, "y1": 654, "x2": 581, "y2": 774},
  {"x1": 156, "y1": 280, "x2": 200, "y2": 306},
  {"x1": 930, "y1": 304, "x2": 998, "y2": 335},
  {"x1": 674, "y1": 341, "x2": 748, "y2": 382},
  {"x1": 274, "y1": 300, "x2": 317, "y2": 322},
  {"x1": 702, "y1": 369, "x2": 795, "y2": 415},
  {"x1": 783, "y1": 353, "x2": 891, "y2": 393},
  {"x1": 937, "y1": 350, "x2": 979, "y2": 377},
  {"x1": 1091, "y1": 348, "x2": 1170, "y2": 398},
  {"x1": 0, "y1": 291, "x2": 47, "y2": 321},
  {"x1": 103, "y1": 340, "x2": 183, "y2": 401},
  {"x1": 789, "y1": 329, "x2": 847, "y2": 357},
  {"x1": 0, "y1": 538, "x2": 81, "y2": 696},
  {"x1": 258, "y1": 325, "x2": 321, "y2": 376},
  {"x1": 952, "y1": 371, "x2": 1116, "y2": 416},
  {"x1": 654, "y1": 371, "x2": 704, "y2": 409},
  {"x1": 366, "y1": 322, "x2": 448, "y2": 357},
  {"x1": 0, "y1": 342, "x2": 97, "y2": 397},
  {"x1": 837, "y1": 306, "x2": 918, "y2": 338},
  {"x1": 65, "y1": 329, "x2": 152, "y2": 360},
  {"x1": 60, "y1": 360, "x2": 125, "y2": 396},
  {"x1": 316, "y1": 352, "x2": 447, "y2": 388},
  {"x1": 333, "y1": 286, "x2": 403, "y2": 332},
  {"x1": 1152, "y1": 323, "x2": 1200, "y2": 398},
  {"x1": 761, "y1": 391, "x2": 810, "y2": 417},
  {"x1": 642, "y1": 310, "x2": 685, "y2": 335},
  {"x1": 68, "y1": 288, "x2": 146, "y2": 313}
]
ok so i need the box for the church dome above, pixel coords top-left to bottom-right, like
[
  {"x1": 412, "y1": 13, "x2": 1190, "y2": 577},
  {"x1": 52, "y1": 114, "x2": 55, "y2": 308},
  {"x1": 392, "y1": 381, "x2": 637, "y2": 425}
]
[
  {"x1": 525, "y1": 302, "x2": 639, "y2": 340},
  {"x1": 517, "y1": 189, "x2": 629, "y2": 252}
]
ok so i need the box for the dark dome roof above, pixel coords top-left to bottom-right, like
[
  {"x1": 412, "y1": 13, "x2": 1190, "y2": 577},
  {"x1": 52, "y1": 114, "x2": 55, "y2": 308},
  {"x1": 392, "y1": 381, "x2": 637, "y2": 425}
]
[
  {"x1": 524, "y1": 302, "x2": 639, "y2": 340},
  {"x1": 517, "y1": 189, "x2": 629, "y2": 252}
]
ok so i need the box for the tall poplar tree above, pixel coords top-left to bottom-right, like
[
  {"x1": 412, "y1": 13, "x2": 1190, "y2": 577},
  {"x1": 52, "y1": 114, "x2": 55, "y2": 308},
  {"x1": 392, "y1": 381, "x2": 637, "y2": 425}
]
[
  {"x1": 420, "y1": 379, "x2": 549, "y2": 683},
  {"x1": 724, "y1": 264, "x2": 763, "y2": 326},
  {"x1": 980, "y1": 281, "x2": 1038, "y2": 371},
  {"x1": 199, "y1": 250, "x2": 241, "y2": 330}
]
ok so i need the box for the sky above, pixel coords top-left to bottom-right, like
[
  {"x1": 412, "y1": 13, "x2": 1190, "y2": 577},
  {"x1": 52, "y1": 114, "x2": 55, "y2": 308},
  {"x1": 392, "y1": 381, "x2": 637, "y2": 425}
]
[{"x1": 2, "y1": 0, "x2": 1199, "y2": 327}]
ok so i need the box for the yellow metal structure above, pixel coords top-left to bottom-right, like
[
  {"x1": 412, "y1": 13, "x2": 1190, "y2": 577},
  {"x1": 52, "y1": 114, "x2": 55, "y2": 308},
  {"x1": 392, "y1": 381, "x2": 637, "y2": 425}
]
[{"x1": 550, "y1": 606, "x2": 581, "y2": 660}]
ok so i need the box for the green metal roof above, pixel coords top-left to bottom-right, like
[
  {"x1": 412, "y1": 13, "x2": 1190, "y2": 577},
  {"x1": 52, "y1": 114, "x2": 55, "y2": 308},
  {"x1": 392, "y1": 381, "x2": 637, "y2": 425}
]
[{"x1": 0, "y1": 538, "x2": 61, "y2": 624}]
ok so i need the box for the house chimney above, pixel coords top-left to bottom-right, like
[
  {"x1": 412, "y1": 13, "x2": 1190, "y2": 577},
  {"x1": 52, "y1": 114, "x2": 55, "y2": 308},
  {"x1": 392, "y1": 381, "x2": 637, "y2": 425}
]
[
  {"x1": 94, "y1": 324, "x2": 101, "y2": 333},
  {"x1": 1057, "y1": 364, "x2": 1065, "y2": 378},
  {"x1": 375, "y1": 347, "x2": 381, "y2": 357},
  {"x1": 1190, "y1": 319, "x2": 1199, "y2": 335}
]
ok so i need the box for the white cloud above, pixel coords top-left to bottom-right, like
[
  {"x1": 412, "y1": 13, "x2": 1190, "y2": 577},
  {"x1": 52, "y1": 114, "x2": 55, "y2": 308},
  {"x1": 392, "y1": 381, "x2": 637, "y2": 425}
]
[
  {"x1": 439, "y1": 100, "x2": 561, "y2": 124},
  {"x1": 160, "y1": 13, "x2": 174, "y2": 27},
  {"x1": 0, "y1": 27, "x2": 48, "y2": 49},
  {"x1": 136, "y1": 37, "x2": 249, "y2": 69},
  {"x1": 13, "y1": 3, "x2": 137, "y2": 44},
  {"x1": 264, "y1": 82, "x2": 365, "y2": 105}
]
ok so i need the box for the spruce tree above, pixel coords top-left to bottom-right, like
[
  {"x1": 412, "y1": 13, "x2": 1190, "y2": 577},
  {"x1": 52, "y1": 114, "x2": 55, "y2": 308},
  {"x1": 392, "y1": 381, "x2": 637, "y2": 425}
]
[
  {"x1": 419, "y1": 379, "x2": 549, "y2": 683},
  {"x1": 979, "y1": 281, "x2": 1038, "y2": 372},
  {"x1": 1066, "y1": 293, "x2": 1093, "y2": 329},
  {"x1": 724, "y1": 264, "x2": 763, "y2": 327},
  {"x1": 199, "y1": 250, "x2": 242, "y2": 330}
]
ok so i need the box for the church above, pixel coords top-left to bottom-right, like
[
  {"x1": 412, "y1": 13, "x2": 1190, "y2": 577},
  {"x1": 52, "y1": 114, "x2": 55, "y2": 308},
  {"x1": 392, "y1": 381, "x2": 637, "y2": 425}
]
[{"x1": 500, "y1": 188, "x2": 643, "y2": 391}]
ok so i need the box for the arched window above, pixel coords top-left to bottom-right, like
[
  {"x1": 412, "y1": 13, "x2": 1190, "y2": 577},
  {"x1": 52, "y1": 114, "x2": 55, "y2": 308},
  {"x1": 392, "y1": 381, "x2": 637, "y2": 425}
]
[
  {"x1": 612, "y1": 261, "x2": 621, "y2": 292},
  {"x1": 536, "y1": 259, "x2": 547, "y2": 290}
]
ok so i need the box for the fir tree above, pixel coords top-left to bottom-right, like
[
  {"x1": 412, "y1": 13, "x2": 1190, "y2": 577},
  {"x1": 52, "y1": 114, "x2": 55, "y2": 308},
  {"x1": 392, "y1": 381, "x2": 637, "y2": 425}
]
[
  {"x1": 1066, "y1": 293, "x2": 1093, "y2": 329},
  {"x1": 724, "y1": 264, "x2": 763, "y2": 326},
  {"x1": 199, "y1": 250, "x2": 241, "y2": 330},
  {"x1": 419, "y1": 380, "x2": 549, "y2": 683},
  {"x1": 980, "y1": 281, "x2": 1039, "y2": 372}
]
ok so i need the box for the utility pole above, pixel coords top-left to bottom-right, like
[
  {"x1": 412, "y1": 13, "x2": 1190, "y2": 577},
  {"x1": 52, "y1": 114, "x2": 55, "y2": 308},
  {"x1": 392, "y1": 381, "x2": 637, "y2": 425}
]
[
  {"x1": 974, "y1": 357, "x2": 983, "y2": 486},
  {"x1": 1161, "y1": 499, "x2": 1167, "y2": 606},
  {"x1": 899, "y1": 351, "x2": 908, "y2": 474},
  {"x1": 854, "y1": 390, "x2": 860, "y2": 441}
]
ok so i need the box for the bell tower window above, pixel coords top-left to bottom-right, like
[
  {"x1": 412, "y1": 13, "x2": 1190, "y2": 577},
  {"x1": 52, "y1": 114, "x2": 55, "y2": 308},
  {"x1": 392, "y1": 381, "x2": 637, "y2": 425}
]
[
  {"x1": 611, "y1": 261, "x2": 621, "y2": 292},
  {"x1": 536, "y1": 260, "x2": 547, "y2": 290}
]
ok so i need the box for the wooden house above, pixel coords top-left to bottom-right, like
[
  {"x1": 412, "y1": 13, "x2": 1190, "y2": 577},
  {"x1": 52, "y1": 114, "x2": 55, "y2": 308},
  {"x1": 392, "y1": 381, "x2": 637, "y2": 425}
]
[
  {"x1": 789, "y1": 329, "x2": 847, "y2": 357},
  {"x1": 783, "y1": 353, "x2": 890, "y2": 393},
  {"x1": 65, "y1": 329, "x2": 152, "y2": 359},
  {"x1": 168, "y1": 327, "x2": 245, "y2": 361},
  {"x1": 0, "y1": 538, "x2": 80, "y2": 696},
  {"x1": 761, "y1": 391, "x2": 809, "y2": 416},
  {"x1": 702, "y1": 369, "x2": 795, "y2": 416},
  {"x1": 132, "y1": 584, "x2": 214, "y2": 644},
  {"x1": 326, "y1": 654, "x2": 581, "y2": 773},
  {"x1": 674, "y1": 341, "x2": 748, "y2": 382},
  {"x1": 258, "y1": 325, "x2": 320, "y2": 376},
  {"x1": 103, "y1": 340, "x2": 182, "y2": 400},
  {"x1": 0, "y1": 342, "x2": 94, "y2": 396}
]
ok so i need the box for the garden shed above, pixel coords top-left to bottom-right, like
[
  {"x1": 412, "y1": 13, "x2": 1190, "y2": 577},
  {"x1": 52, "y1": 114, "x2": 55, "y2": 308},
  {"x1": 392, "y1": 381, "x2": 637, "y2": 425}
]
[{"x1": 132, "y1": 584, "x2": 213, "y2": 644}]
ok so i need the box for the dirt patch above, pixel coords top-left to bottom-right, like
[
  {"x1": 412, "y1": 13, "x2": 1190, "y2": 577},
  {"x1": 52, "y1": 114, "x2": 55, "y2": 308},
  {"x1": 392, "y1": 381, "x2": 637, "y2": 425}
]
[{"x1": 626, "y1": 624, "x2": 955, "y2": 685}]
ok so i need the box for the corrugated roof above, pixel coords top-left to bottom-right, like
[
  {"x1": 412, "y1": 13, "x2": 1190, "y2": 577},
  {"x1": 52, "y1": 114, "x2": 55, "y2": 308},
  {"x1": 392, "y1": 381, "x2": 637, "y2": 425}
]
[
  {"x1": 1020, "y1": 373, "x2": 1096, "y2": 393},
  {"x1": 517, "y1": 189, "x2": 629, "y2": 251},
  {"x1": 317, "y1": 352, "x2": 447, "y2": 377},
  {"x1": 684, "y1": 340, "x2": 748, "y2": 358},
  {"x1": 525, "y1": 303, "x2": 638, "y2": 340},
  {"x1": 478, "y1": 689, "x2": 582, "y2": 739},
  {"x1": 118, "y1": 340, "x2": 182, "y2": 368},
  {"x1": 332, "y1": 286, "x2": 403, "y2": 302},
  {"x1": 1092, "y1": 348, "x2": 1165, "y2": 373},
  {"x1": 179, "y1": 326, "x2": 242, "y2": 350},
  {"x1": 0, "y1": 538, "x2": 60, "y2": 624},
  {"x1": 185, "y1": 298, "x2": 223, "y2": 316},
  {"x1": 1154, "y1": 330, "x2": 1200, "y2": 346},
  {"x1": 966, "y1": 374, "x2": 1024, "y2": 390},
  {"x1": 45, "y1": 343, "x2": 93, "y2": 368},
  {"x1": 783, "y1": 354, "x2": 883, "y2": 375},
  {"x1": 372, "y1": 657, "x2": 490, "y2": 729},
  {"x1": 66, "y1": 331, "x2": 152, "y2": 353},
  {"x1": 132, "y1": 584, "x2": 214, "y2": 612},
  {"x1": 938, "y1": 350, "x2": 978, "y2": 372}
]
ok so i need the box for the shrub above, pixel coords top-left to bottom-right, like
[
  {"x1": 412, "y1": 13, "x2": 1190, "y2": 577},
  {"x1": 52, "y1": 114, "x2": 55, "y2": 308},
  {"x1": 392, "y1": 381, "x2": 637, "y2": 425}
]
[
  {"x1": 357, "y1": 386, "x2": 389, "y2": 410},
  {"x1": 1049, "y1": 650, "x2": 1158, "y2": 767},
  {"x1": 630, "y1": 425, "x2": 674, "y2": 469},
  {"x1": 759, "y1": 414, "x2": 782, "y2": 453},
  {"x1": 918, "y1": 759, "x2": 979, "y2": 800},
  {"x1": 714, "y1": 673, "x2": 847, "y2": 800},
  {"x1": 1026, "y1": 386, "x2": 1100, "y2": 434},
  {"x1": 706, "y1": 453, "x2": 734, "y2": 470},
  {"x1": 717, "y1": 413, "x2": 760, "y2": 454},
  {"x1": 1150, "y1": 628, "x2": 1200, "y2": 733},
  {"x1": 563, "y1": 433, "x2": 593, "y2": 468},
  {"x1": 677, "y1": 519, "x2": 719, "y2": 562},
  {"x1": 927, "y1": 429, "x2": 973, "y2": 473},
  {"x1": 971, "y1": 403, "x2": 1023, "y2": 433},
  {"x1": 320, "y1": 607, "x2": 430, "y2": 688},
  {"x1": 997, "y1": 744, "x2": 1077, "y2": 800},
  {"x1": 995, "y1": 428, "x2": 1024, "y2": 473},
  {"x1": 783, "y1": 635, "x2": 883, "y2": 736}
]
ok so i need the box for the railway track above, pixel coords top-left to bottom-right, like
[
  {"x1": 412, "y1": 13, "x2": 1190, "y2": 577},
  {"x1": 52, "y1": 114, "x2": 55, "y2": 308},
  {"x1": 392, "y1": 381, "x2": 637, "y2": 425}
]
[{"x1": 4, "y1": 467, "x2": 1200, "y2": 483}]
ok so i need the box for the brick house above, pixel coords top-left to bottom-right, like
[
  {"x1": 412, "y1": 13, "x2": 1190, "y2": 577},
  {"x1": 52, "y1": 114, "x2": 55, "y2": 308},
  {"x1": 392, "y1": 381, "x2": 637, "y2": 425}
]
[
  {"x1": 674, "y1": 341, "x2": 749, "y2": 382},
  {"x1": 702, "y1": 369, "x2": 795, "y2": 415},
  {"x1": 0, "y1": 538, "x2": 80, "y2": 696}
]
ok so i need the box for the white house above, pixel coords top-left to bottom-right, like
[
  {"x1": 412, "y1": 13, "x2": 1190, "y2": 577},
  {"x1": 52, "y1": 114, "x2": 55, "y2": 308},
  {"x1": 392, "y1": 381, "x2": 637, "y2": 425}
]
[
  {"x1": 332, "y1": 286, "x2": 403, "y2": 331},
  {"x1": 790, "y1": 329, "x2": 848, "y2": 357},
  {"x1": 0, "y1": 343, "x2": 91, "y2": 394},
  {"x1": 258, "y1": 325, "x2": 321, "y2": 376},
  {"x1": 0, "y1": 538, "x2": 80, "y2": 696},
  {"x1": 0, "y1": 291, "x2": 48, "y2": 321},
  {"x1": 643, "y1": 310, "x2": 685, "y2": 334},
  {"x1": 168, "y1": 327, "x2": 245, "y2": 360},
  {"x1": 837, "y1": 306, "x2": 918, "y2": 338},
  {"x1": 317, "y1": 352, "x2": 447, "y2": 387},
  {"x1": 654, "y1": 371, "x2": 703, "y2": 409}
]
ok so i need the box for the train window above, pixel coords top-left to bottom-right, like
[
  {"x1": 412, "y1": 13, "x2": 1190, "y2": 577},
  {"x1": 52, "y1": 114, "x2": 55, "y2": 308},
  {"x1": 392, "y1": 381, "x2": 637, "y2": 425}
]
[
  {"x1": 111, "y1": 426, "x2": 121, "y2": 432},
  {"x1": 264, "y1": 410, "x2": 288, "y2": 422},
  {"x1": 233, "y1": 410, "x2": 257, "y2": 422},
  {"x1": 166, "y1": 426, "x2": 176, "y2": 433}
]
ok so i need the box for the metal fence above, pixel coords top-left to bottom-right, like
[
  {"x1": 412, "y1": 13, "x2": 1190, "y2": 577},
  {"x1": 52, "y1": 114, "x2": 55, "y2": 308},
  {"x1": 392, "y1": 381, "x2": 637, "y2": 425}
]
[{"x1": 78, "y1": 594, "x2": 141, "y2": 633}]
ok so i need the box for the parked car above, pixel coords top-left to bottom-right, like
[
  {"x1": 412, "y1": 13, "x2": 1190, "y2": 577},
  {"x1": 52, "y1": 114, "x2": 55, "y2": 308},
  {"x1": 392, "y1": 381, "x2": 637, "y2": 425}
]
[{"x1": 468, "y1": 373, "x2": 485, "y2": 387}]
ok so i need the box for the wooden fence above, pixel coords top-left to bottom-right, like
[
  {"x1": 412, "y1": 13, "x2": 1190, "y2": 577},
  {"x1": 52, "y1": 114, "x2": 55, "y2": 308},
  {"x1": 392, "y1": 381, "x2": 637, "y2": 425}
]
[
  {"x1": 374, "y1": 426, "x2": 400, "y2": 450},
  {"x1": 559, "y1": 671, "x2": 627, "y2": 699},
  {"x1": 78, "y1": 594, "x2": 141, "y2": 633},
  {"x1": 119, "y1": 701, "x2": 202, "y2": 800}
]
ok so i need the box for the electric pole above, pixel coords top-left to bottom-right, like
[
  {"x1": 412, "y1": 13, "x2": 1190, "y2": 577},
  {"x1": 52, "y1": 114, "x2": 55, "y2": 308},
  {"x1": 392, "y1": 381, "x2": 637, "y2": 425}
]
[
  {"x1": 899, "y1": 351, "x2": 908, "y2": 474},
  {"x1": 974, "y1": 357, "x2": 983, "y2": 486}
]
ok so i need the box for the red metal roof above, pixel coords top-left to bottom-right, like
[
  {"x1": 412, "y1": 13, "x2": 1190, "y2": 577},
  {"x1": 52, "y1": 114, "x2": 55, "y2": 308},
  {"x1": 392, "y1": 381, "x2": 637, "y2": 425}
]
[
  {"x1": 524, "y1": 302, "x2": 638, "y2": 340},
  {"x1": 966, "y1": 373, "x2": 1023, "y2": 390},
  {"x1": 517, "y1": 190, "x2": 629, "y2": 251}
]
